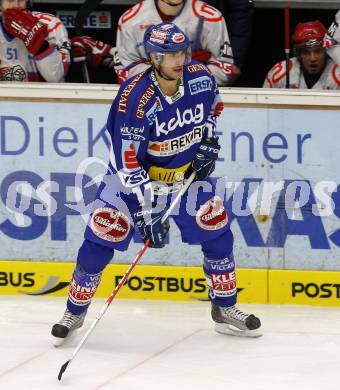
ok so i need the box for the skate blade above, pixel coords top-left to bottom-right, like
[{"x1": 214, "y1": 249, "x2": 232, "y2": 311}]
[
  {"x1": 52, "y1": 326, "x2": 81, "y2": 348},
  {"x1": 214, "y1": 323, "x2": 262, "y2": 338},
  {"x1": 53, "y1": 337, "x2": 66, "y2": 348}
]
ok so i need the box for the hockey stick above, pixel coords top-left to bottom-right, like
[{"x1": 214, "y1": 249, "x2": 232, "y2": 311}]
[
  {"x1": 58, "y1": 172, "x2": 196, "y2": 381},
  {"x1": 284, "y1": 4, "x2": 290, "y2": 88},
  {"x1": 75, "y1": 0, "x2": 105, "y2": 83},
  {"x1": 192, "y1": 15, "x2": 205, "y2": 52}
]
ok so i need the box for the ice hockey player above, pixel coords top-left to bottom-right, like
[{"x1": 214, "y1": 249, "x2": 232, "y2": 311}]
[
  {"x1": 263, "y1": 20, "x2": 340, "y2": 89},
  {"x1": 0, "y1": 0, "x2": 70, "y2": 82},
  {"x1": 324, "y1": 10, "x2": 340, "y2": 64},
  {"x1": 51, "y1": 23, "x2": 261, "y2": 342},
  {"x1": 71, "y1": 0, "x2": 237, "y2": 86}
]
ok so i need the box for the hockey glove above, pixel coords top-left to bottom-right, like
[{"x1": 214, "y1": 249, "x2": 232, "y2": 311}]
[
  {"x1": 116, "y1": 69, "x2": 129, "y2": 84},
  {"x1": 185, "y1": 137, "x2": 220, "y2": 181},
  {"x1": 71, "y1": 36, "x2": 113, "y2": 69},
  {"x1": 3, "y1": 9, "x2": 49, "y2": 55},
  {"x1": 133, "y1": 208, "x2": 169, "y2": 248},
  {"x1": 191, "y1": 50, "x2": 211, "y2": 63}
]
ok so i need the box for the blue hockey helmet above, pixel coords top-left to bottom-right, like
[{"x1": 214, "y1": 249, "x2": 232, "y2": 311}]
[{"x1": 143, "y1": 22, "x2": 191, "y2": 60}]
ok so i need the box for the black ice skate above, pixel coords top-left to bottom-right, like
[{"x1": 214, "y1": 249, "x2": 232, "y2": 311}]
[
  {"x1": 51, "y1": 309, "x2": 87, "y2": 346},
  {"x1": 211, "y1": 303, "x2": 262, "y2": 337}
]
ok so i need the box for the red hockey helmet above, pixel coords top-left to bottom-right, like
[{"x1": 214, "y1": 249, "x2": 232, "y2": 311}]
[{"x1": 292, "y1": 21, "x2": 327, "y2": 48}]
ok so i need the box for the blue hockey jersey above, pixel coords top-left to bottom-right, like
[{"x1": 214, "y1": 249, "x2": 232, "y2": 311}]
[{"x1": 106, "y1": 61, "x2": 224, "y2": 205}]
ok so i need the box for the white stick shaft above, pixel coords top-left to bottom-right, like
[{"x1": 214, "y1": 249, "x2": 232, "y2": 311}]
[
  {"x1": 161, "y1": 172, "x2": 195, "y2": 222},
  {"x1": 70, "y1": 303, "x2": 108, "y2": 360}
]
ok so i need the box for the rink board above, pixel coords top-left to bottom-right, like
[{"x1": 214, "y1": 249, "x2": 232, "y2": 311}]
[
  {"x1": 269, "y1": 269, "x2": 340, "y2": 307},
  {"x1": 0, "y1": 260, "x2": 340, "y2": 306},
  {"x1": 0, "y1": 261, "x2": 267, "y2": 303},
  {"x1": 1, "y1": 89, "x2": 340, "y2": 272}
]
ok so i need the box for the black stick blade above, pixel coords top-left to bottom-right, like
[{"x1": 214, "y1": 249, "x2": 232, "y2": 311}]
[{"x1": 58, "y1": 359, "x2": 70, "y2": 381}]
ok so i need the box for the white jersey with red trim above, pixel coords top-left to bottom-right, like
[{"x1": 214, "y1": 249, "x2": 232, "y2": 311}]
[
  {"x1": 0, "y1": 11, "x2": 70, "y2": 82},
  {"x1": 325, "y1": 10, "x2": 340, "y2": 64},
  {"x1": 116, "y1": 0, "x2": 234, "y2": 86},
  {"x1": 263, "y1": 57, "x2": 340, "y2": 90}
]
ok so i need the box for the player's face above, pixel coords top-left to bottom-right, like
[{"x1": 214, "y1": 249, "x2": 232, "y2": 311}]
[
  {"x1": 1, "y1": 0, "x2": 28, "y2": 11},
  {"x1": 299, "y1": 46, "x2": 327, "y2": 76},
  {"x1": 153, "y1": 50, "x2": 187, "y2": 80},
  {"x1": 160, "y1": 0, "x2": 184, "y2": 6}
]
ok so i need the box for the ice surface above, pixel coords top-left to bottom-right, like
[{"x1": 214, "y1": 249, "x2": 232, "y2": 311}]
[{"x1": 0, "y1": 296, "x2": 339, "y2": 390}]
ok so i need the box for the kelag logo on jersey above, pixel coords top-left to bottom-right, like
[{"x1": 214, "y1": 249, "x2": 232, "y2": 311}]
[
  {"x1": 188, "y1": 76, "x2": 212, "y2": 95},
  {"x1": 155, "y1": 103, "x2": 204, "y2": 136}
]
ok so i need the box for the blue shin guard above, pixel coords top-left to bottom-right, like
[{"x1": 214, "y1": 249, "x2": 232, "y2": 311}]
[
  {"x1": 67, "y1": 264, "x2": 103, "y2": 315},
  {"x1": 66, "y1": 240, "x2": 114, "y2": 315},
  {"x1": 202, "y1": 230, "x2": 237, "y2": 307}
]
